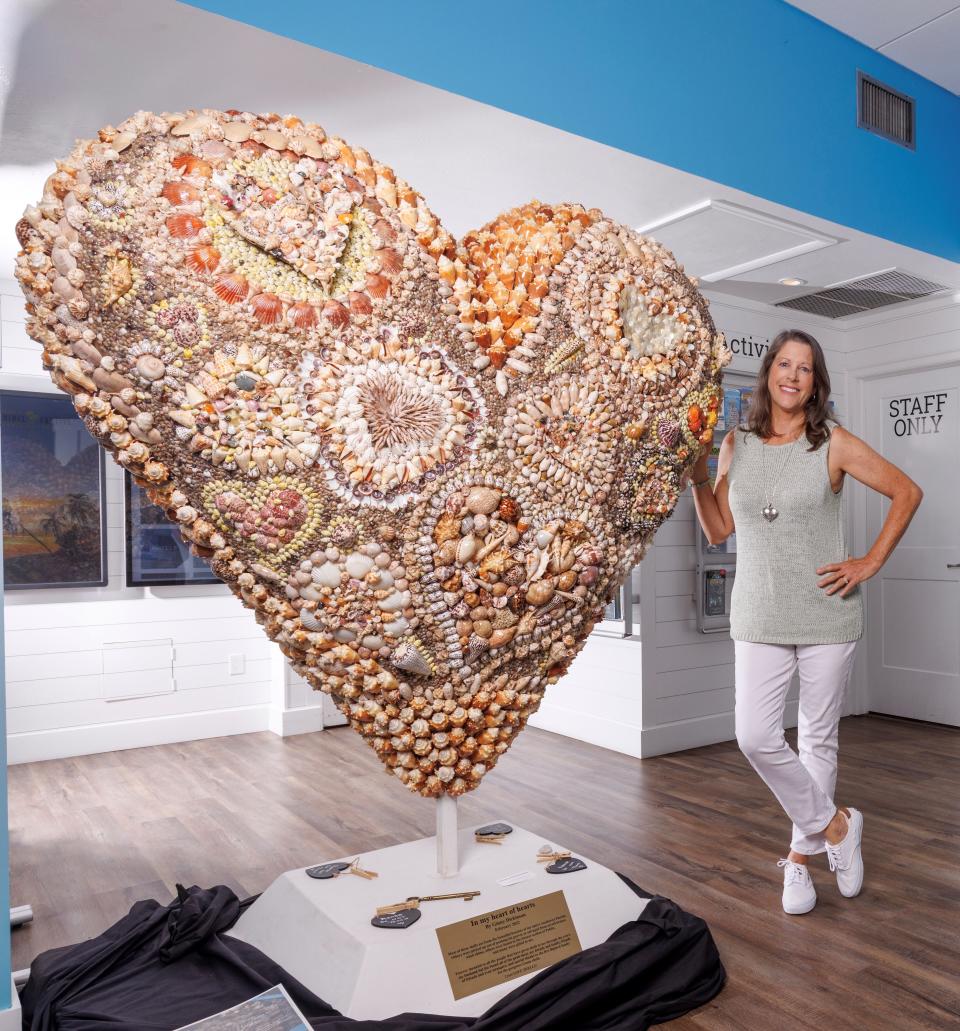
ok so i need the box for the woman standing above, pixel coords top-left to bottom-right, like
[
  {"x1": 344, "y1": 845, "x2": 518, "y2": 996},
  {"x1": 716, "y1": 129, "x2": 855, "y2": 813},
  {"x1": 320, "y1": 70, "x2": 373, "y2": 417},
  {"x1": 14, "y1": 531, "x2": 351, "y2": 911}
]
[{"x1": 689, "y1": 330, "x2": 922, "y2": 915}]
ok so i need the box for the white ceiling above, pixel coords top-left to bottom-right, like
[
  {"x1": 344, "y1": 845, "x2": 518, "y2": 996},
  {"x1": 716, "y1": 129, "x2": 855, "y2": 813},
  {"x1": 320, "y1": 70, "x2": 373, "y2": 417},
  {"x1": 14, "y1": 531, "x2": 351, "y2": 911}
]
[
  {"x1": 1, "y1": 0, "x2": 957, "y2": 329},
  {"x1": 786, "y1": 1, "x2": 960, "y2": 93}
]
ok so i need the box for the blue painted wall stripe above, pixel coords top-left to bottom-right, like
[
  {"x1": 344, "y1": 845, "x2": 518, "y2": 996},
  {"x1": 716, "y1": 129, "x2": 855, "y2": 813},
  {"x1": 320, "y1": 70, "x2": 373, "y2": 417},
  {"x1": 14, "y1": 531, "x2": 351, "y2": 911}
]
[{"x1": 183, "y1": 0, "x2": 960, "y2": 262}]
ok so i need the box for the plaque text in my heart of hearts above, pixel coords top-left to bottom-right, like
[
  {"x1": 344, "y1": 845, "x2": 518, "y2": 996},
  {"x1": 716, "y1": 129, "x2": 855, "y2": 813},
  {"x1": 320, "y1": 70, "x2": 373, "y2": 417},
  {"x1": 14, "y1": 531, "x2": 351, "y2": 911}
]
[{"x1": 15, "y1": 109, "x2": 730, "y2": 798}]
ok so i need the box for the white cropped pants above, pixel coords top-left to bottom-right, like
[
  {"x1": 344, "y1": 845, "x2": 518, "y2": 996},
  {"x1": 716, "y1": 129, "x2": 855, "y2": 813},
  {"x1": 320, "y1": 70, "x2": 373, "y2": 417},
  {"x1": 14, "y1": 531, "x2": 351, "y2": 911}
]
[{"x1": 734, "y1": 640, "x2": 858, "y2": 855}]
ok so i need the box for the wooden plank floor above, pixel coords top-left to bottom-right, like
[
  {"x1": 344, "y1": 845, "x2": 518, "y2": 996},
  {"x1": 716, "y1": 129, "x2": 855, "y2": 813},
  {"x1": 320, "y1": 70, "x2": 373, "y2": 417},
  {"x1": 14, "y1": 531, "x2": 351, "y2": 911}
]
[{"x1": 9, "y1": 715, "x2": 960, "y2": 1028}]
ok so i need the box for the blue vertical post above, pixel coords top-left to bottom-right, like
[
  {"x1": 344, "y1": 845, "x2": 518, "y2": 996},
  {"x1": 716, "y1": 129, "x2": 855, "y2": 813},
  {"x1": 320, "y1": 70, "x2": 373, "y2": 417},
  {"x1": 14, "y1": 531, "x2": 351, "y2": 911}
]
[{"x1": 0, "y1": 457, "x2": 11, "y2": 1008}]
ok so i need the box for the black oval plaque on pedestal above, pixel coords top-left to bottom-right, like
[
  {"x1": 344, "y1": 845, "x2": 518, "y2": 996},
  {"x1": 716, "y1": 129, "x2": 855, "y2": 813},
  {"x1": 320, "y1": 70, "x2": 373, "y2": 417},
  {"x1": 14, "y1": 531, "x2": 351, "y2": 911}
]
[
  {"x1": 306, "y1": 862, "x2": 352, "y2": 880},
  {"x1": 547, "y1": 857, "x2": 587, "y2": 874},
  {"x1": 476, "y1": 822, "x2": 513, "y2": 836},
  {"x1": 371, "y1": 908, "x2": 422, "y2": 929}
]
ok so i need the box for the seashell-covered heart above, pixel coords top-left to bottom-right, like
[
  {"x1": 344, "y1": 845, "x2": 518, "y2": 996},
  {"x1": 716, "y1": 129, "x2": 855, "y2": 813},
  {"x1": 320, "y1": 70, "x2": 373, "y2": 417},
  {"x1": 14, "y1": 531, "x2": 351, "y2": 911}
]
[{"x1": 15, "y1": 109, "x2": 731, "y2": 798}]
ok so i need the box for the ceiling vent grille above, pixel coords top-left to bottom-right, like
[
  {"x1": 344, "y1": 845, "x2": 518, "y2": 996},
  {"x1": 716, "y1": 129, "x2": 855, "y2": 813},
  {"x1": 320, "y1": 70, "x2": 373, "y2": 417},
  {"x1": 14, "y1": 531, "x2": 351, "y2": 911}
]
[
  {"x1": 858, "y1": 71, "x2": 915, "y2": 149},
  {"x1": 774, "y1": 269, "x2": 949, "y2": 320}
]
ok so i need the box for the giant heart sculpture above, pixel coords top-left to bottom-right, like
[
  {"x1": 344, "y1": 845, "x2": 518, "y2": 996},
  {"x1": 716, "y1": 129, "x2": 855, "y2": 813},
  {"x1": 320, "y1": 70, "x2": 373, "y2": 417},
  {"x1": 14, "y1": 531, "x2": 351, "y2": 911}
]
[{"x1": 15, "y1": 109, "x2": 731, "y2": 797}]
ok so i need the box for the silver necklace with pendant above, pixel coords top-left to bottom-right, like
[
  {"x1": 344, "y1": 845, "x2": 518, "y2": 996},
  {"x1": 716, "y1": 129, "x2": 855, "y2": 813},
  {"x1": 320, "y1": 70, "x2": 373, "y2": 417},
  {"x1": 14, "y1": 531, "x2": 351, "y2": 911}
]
[{"x1": 761, "y1": 431, "x2": 800, "y2": 522}]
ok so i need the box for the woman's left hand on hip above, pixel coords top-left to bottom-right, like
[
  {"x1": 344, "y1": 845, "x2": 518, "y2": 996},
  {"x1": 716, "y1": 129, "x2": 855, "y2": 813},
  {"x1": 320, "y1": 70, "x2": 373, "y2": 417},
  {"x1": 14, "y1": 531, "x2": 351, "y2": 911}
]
[{"x1": 816, "y1": 556, "x2": 879, "y2": 597}]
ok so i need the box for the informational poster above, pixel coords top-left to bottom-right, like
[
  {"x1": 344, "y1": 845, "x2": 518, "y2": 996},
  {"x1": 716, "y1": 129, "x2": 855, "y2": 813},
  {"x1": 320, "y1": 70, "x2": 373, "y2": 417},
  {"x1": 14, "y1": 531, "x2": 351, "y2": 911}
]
[
  {"x1": 436, "y1": 891, "x2": 581, "y2": 1000},
  {"x1": 175, "y1": 985, "x2": 310, "y2": 1030},
  {"x1": 125, "y1": 473, "x2": 220, "y2": 586},
  {"x1": 0, "y1": 390, "x2": 107, "y2": 589},
  {"x1": 704, "y1": 569, "x2": 727, "y2": 616}
]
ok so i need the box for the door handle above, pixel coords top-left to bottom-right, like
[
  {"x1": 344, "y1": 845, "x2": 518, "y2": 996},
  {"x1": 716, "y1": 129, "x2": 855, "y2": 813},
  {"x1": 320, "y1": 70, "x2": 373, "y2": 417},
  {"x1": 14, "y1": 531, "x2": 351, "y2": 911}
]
[{"x1": 948, "y1": 564, "x2": 960, "y2": 568}]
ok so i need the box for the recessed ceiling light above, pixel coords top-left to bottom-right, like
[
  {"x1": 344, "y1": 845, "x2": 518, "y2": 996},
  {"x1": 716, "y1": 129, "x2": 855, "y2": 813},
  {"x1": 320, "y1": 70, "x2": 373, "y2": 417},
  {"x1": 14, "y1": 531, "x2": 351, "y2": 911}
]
[{"x1": 779, "y1": 277, "x2": 807, "y2": 287}]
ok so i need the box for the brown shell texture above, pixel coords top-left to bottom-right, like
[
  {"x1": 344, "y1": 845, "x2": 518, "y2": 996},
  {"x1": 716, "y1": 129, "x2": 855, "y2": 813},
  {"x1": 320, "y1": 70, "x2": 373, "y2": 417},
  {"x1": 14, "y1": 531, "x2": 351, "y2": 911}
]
[{"x1": 14, "y1": 109, "x2": 731, "y2": 799}]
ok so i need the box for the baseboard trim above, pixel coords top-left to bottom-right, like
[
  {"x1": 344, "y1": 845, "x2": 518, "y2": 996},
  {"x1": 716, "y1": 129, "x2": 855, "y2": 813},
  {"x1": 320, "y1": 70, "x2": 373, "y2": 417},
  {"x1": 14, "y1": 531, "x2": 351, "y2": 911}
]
[
  {"x1": 529, "y1": 702, "x2": 642, "y2": 758},
  {"x1": 640, "y1": 701, "x2": 799, "y2": 758},
  {"x1": 7, "y1": 705, "x2": 272, "y2": 764},
  {"x1": 268, "y1": 705, "x2": 325, "y2": 738}
]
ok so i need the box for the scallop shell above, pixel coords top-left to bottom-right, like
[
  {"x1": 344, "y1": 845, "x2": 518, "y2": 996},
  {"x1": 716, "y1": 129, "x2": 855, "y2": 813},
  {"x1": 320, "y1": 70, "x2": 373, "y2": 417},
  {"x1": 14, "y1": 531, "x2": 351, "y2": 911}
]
[
  {"x1": 373, "y1": 219, "x2": 397, "y2": 244},
  {"x1": 165, "y1": 213, "x2": 204, "y2": 239},
  {"x1": 171, "y1": 154, "x2": 212, "y2": 178},
  {"x1": 162, "y1": 182, "x2": 201, "y2": 206},
  {"x1": 213, "y1": 273, "x2": 249, "y2": 304},
  {"x1": 322, "y1": 299, "x2": 349, "y2": 328},
  {"x1": 365, "y1": 273, "x2": 390, "y2": 299},
  {"x1": 251, "y1": 292, "x2": 284, "y2": 325},
  {"x1": 348, "y1": 291, "x2": 372, "y2": 315},
  {"x1": 185, "y1": 246, "x2": 220, "y2": 274},
  {"x1": 376, "y1": 248, "x2": 402, "y2": 274},
  {"x1": 288, "y1": 301, "x2": 318, "y2": 329}
]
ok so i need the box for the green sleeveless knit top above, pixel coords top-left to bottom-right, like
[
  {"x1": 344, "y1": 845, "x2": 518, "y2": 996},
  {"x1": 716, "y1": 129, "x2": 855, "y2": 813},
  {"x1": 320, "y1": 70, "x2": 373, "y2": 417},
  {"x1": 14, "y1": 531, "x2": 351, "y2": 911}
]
[{"x1": 727, "y1": 426, "x2": 863, "y2": 645}]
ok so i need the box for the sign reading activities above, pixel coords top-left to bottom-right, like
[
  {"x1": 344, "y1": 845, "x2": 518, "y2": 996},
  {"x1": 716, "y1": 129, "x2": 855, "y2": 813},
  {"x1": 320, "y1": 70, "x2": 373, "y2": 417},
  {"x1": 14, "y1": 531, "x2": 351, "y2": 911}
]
[{"x1": 435, "y1": 891, "x2": 581, "y2": 1000}]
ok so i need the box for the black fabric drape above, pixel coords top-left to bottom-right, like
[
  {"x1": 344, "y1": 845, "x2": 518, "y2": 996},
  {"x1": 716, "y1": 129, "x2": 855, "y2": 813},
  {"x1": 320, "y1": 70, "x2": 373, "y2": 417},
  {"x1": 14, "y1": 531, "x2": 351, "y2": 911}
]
[{"x1": 21, "y1": 877, "x2": 724, "y2": 1030}]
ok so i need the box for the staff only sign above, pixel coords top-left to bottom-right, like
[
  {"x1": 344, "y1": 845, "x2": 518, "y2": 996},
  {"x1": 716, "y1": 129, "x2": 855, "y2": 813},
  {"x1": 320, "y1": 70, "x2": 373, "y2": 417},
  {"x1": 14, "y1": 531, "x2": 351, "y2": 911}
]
[{"x1": 888, "y1": 392, "x2": 949, "y2": 437}]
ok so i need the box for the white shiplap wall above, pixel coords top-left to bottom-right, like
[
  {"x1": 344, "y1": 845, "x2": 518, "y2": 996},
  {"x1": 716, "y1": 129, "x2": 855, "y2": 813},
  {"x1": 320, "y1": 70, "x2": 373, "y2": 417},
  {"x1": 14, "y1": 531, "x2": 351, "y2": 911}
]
[
  {"x1": 1, "y1": 278, "x2": 324, "y2": 763},
  {"x1": 840, "y1": 295, "x2": 960, "y2": 716}
]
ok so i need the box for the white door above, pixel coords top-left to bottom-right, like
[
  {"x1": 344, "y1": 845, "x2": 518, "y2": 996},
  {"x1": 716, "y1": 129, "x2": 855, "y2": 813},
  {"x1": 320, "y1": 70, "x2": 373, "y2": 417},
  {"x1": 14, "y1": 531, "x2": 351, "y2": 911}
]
[{"x1": 862, "y1": 364, "x2": 960, "y2": 725}]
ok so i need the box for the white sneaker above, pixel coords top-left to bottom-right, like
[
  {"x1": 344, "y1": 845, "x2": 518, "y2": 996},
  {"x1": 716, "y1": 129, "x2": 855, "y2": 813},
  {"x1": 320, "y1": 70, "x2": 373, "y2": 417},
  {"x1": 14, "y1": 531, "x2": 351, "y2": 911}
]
[
  {"x1": 778, "y1": 858, "x2": 817, "y2": 915},
  {"x1": 826, "y1": 807, "x2": 864, "y2": 898}
]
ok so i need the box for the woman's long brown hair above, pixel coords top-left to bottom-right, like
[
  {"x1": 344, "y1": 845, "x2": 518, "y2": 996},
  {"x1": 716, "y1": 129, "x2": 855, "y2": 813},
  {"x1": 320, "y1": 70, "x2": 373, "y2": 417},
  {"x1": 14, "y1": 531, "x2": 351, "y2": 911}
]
[{"x1": 742, "y1": 329, "x2": 836, "y2": 451}]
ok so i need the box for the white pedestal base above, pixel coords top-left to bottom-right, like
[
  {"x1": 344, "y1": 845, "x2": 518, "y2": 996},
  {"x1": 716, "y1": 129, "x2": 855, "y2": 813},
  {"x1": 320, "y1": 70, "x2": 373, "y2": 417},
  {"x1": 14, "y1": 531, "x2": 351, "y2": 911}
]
[{"x1": 229, "y1": 822, "x2": 647, "y2": 1021}]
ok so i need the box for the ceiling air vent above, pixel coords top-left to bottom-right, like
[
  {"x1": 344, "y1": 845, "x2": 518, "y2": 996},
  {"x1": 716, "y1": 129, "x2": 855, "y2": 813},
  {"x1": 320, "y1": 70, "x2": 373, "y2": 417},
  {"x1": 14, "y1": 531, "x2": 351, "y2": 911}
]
[
  {"x1": 858, "y1": 71, "x2": 915, "y2": 149},
  {"x1": 775, "y1": 269, "x2": 949, "y2": 320}
]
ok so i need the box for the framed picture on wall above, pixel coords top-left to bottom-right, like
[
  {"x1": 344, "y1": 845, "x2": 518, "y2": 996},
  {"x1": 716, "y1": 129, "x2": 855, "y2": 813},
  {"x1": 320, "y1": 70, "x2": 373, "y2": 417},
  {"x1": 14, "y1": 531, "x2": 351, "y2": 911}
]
[
  {"x1": 0, "y1": 389, "x2": 108, "y2": 590},
  {"x1": 124, "y1": 472, "x2": 220, "y2": 587}
]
